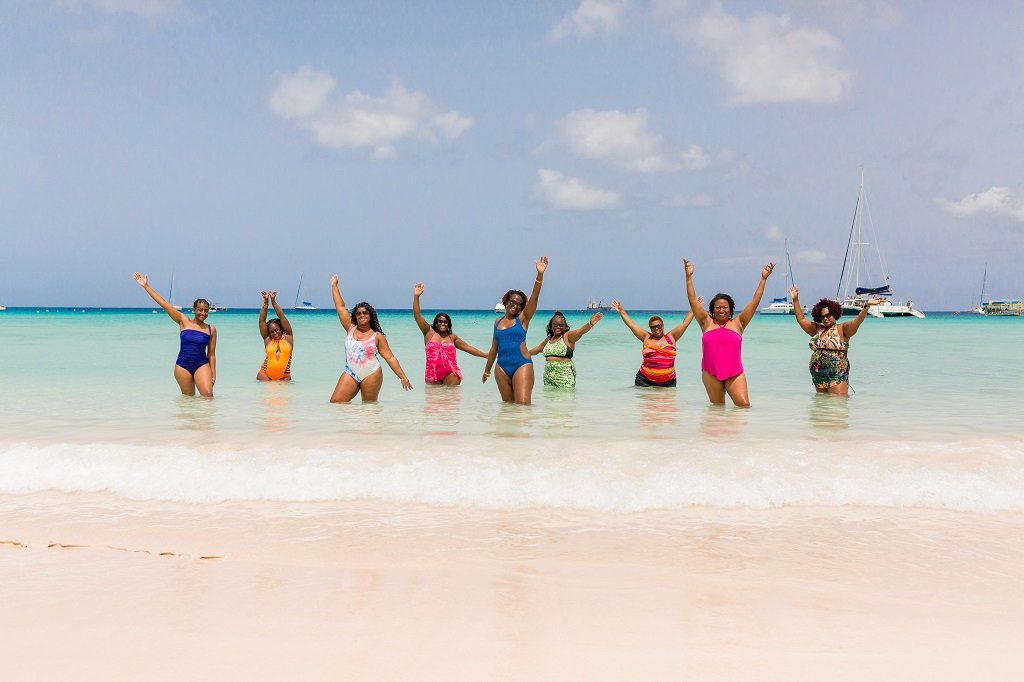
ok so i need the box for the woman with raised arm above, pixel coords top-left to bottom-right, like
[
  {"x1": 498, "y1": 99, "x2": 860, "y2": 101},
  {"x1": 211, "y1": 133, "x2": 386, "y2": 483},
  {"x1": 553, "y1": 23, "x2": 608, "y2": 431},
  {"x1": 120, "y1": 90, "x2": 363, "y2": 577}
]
[
  {"x1": 482, "y1": 256, "x2": 548, "y2": 405},
  {"x1": 684, "y1": 258, "x2": 774, "y2": 407},
  {"x1": 527, "y1": 311, "x2": 602, "y2": 388},
  {"x1": 257, "y1": 290, "x2": 294, "y2": 381},
  {"x1": 329, "y1": 275, "x2": 413, "y2": 403},
  {"x1": 133, "y1": 272, "x2": 217, "y2": 398},
  {"x1": 412, "y1": 282, "x2": 487, "y2": 386},
  {"x1": 610, "y1": 298, "x2": 700, "y2": 388},
  {"x1": 790, "y1": 287, "x2": 882, "y2": 396}
]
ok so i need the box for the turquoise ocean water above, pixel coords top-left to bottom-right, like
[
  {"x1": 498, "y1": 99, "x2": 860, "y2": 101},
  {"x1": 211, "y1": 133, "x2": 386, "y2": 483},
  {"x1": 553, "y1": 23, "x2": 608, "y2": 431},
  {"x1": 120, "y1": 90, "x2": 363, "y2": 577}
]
[{"x1": 1, "y1": 307, "x2": 1021, "y2": 511}]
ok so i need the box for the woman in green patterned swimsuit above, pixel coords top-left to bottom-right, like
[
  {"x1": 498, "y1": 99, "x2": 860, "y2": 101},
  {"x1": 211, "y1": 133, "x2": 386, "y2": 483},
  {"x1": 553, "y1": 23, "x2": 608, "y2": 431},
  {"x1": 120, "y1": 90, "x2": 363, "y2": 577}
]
[
  {"x1": 527, "y1": 312, "x2": 602, "y2": 388},
  {"x1": 791, "y1": 287, "x2": 882, "y2": 396}
]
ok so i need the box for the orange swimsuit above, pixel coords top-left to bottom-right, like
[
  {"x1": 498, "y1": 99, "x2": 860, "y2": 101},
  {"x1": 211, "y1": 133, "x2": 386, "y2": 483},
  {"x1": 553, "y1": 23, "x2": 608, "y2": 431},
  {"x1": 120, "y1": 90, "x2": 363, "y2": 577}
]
[{"x1": 261, "y1": 338, "x2": 292, "y2": 380}]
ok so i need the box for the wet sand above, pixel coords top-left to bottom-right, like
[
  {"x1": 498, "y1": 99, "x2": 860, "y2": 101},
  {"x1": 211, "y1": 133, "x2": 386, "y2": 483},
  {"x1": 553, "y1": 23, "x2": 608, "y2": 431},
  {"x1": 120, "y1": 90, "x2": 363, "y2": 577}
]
[{"x1": 2, "y1": 493, "x2": 1023, "y2": 680}]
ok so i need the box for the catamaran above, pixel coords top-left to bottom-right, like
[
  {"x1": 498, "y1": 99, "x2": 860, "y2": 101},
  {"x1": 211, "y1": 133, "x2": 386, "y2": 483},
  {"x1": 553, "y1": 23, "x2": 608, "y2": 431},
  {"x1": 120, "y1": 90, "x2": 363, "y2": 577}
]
[
  {"x1": 835, "y1": 170, "x2": 924, "y2": 318},
  {"x1": 759, "y1": 238, "x2": 807, "y2": 315},
  {"x1": 974, "y1": 264, "x2": 1023, "y2": 316},
  {"x1": 293, "y1": 273, "x2": 317, "y2": 310}
]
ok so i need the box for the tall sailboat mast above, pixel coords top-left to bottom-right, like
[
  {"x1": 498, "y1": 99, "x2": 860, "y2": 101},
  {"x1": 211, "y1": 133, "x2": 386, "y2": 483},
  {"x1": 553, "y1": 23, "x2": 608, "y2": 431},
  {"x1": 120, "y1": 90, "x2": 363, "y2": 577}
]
[
  {"x1": 978, "y1": 263, "x2": 988, "y2": 308},
  {"x1": 293, "y1": 272, "x2": 304, "y2": 309}
]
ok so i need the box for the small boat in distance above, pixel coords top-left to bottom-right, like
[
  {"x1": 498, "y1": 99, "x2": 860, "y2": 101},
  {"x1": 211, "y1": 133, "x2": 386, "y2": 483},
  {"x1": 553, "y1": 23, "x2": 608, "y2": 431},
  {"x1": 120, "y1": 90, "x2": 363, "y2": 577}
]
[
  {"x1": 293, "y1": 272, "x2": 317, "y2": 310},
  {"x1": 972, "y1": 264, "x2": 1022, "y2": 316},
  {"x1": 0, "y1": 304, "x2": 6, "y2": 311},
  {"x1": 208, "y1": 303, "x2": 228, "y2": 313},
  {"x1": 760, "y1": 238, "x2": 807, "y2": 315},
  {"x1": 836, "y1": 169, "x2": 924, "y2": 318},
  {"x1": 582, "y1": 299, "x2": 610, "y2": 313},
  {"x1": 494, "y1": 301, "x2": 506, "y2": 314}
]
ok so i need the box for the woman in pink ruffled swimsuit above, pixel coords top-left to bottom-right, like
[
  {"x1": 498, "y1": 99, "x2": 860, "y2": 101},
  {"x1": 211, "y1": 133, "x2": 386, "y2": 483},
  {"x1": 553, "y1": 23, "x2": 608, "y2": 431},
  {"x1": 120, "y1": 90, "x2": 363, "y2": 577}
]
[
  {"x1": 683, "y1": 258, "x2": 775, "y2": 407},
  {"x1": 412, "y1": 282, "x2": 487, "y2": 386}
]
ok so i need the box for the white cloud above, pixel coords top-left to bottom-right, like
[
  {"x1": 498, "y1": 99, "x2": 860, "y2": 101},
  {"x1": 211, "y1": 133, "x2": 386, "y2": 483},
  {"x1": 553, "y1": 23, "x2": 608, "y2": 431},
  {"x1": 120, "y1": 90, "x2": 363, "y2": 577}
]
[
  {"x1": 793, "y1": 249, "x2": 827, "y2": 264},
  {"x1": 549, "y1": 0, "x2": 629, "y2": 41},
  {"x1": 685, "y1": 2, "x2": 852, "y2": 105},
  {"x1": 57, "y1": 0, "x2": 191, "y2": 23},
  {"x1": 939, "y1": 187, "x2": 1024, "y2": 222},
  {"x1": 679, "y1": 144, "x2": 711, "y2": 171},
  {"x1": 670, "y1": 192, "x2": 714, "y2": 208},
  {"x1": 269, "y1": 67, "x2": 473, "y2": 159},
  {"x1": 535, "y1": 169, "x2": 622, "y2": 210},
  {"x1": 765, "y1": 224, "x2": 784, "y2": 241},
  {"x1": 559, "y1": 108, "x2": 671, "y2": 172}
]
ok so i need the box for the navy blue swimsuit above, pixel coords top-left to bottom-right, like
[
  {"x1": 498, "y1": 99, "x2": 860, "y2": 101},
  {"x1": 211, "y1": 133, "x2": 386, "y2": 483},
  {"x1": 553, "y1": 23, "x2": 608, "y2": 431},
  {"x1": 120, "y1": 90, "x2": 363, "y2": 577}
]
[
  {"x1": 493, "y1": 317, "x2": 532, "y2": 378},
  {"x1": 176, "y1": 329, "x2": 210, "y2": 375}
]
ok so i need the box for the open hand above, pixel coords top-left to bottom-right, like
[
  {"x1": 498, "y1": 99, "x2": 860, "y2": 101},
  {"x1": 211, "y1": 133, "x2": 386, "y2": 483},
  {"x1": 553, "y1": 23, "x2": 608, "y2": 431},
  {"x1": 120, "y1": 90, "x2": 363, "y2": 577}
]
[
  {"x1": 330, "y1": 274, "x2": 339, "y2": 288},
  {"x1": 789, "y1": 286, "x2": 799, "y2": 300},
  {"x1": 610, "y1": 299, "x2": 623, "y2": 312},
  {"x1": 269, "y1": 291, "x2": 278, "y2": 301},
  {"x1": 535, "y1": 256, "x2": 549, "y2": 275},
  {"x1": 261, "y1": 290, "x2": 269, "y2": 303},
  {"x1": 413, "y1": 282, "x2": 425, "y2": 297},
  {"x1": 762, "y1": 262, "x2": 776, "y2": 280},
  {"x1": 401, "y1": 378, "x2": 414, "y2": 391},
  {"x1": 682, "y1": 259, "x2": 694, "y2": 277},
  {"x1": 590, "y1": 312, "x2": 603, "y2": 326},
  {"x1": 133, "y1": 272, "x2": 148, "y2": 287}
]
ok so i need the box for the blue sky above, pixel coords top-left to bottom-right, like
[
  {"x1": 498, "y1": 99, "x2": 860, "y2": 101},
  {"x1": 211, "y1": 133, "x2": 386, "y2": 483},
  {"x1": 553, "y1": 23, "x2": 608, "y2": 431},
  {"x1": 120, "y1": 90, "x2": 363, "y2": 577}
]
[{"x1": 2, "y1": 0, "x2": 1023, "y2": 309}]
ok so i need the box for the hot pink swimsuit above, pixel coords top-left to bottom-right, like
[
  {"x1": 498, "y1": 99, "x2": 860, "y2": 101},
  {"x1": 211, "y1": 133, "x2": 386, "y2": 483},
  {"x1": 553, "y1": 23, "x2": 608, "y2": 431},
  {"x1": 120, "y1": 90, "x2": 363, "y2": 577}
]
[
  {"x1": 425, "y1": 339, "x2": 462, "y2": 383},
  {"x1": 701, "y1": 323, "x2": 744, "y2": 381}
]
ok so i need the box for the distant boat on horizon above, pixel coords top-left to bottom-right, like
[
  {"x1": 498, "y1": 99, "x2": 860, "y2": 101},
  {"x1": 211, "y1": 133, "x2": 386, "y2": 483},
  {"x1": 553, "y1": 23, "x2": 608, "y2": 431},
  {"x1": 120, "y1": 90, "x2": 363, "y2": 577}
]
[
  {"x1": 293, "y1": 272, "x2": 317, "y2": 310},
  {"x1": 973, "y1": 263, "x2": 1022, "y2": 316},
  {"x1": 836, "y1": 169, "x2": 924, "y2": 319},
  {"x1": 582, "y1": 299, "x2": 610, "y2": 313},
  {"x1": 494, "y1": 301, "x2": 506, "y2": 314},
  {"x1": 760, "y1": 238, "x2": 807, "y2": 315}
]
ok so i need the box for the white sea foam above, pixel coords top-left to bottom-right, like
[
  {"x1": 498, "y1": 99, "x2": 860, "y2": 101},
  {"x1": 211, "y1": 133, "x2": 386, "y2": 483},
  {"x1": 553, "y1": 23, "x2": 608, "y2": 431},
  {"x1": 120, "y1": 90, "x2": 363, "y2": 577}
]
[{"x1": 1, "y1": 439, "x2": 1022, "y2": 512}]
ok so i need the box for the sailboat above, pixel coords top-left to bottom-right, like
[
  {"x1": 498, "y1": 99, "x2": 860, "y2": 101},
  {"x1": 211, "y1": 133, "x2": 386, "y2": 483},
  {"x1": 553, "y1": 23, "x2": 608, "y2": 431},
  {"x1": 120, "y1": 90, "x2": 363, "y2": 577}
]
[
  {"x1": 293, "y1": 273, "x2": 317, "y2": 310},
  {"x1": 168, "y1": 269, "x2": 182, "y2": 311},
  {"x1": 835, "y1": 170, "x2": 924, "y2": 318},
  {"x1": 759, "y1": 238, "x2": 807, "y2": 315},
  {"x1": 975, "y1": 264, "x2": 1023, "y2": 316}
]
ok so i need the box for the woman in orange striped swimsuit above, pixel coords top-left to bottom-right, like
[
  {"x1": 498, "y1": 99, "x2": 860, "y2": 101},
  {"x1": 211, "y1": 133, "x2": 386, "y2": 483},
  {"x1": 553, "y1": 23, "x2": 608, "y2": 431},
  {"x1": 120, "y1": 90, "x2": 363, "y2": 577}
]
[
  {"x1": 257, "y1": 290, "x2": 294, "y2": 381},
  {"x1": 610, "y1": 297, "x2": 701, "y2": 387}
]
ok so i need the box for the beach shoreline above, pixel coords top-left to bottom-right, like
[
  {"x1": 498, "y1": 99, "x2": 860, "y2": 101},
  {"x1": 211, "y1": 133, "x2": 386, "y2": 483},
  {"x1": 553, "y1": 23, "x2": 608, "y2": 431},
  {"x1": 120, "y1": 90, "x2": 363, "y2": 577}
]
[{"x1": 4, "y1": 492, "x2": 1023, "y2": 680}]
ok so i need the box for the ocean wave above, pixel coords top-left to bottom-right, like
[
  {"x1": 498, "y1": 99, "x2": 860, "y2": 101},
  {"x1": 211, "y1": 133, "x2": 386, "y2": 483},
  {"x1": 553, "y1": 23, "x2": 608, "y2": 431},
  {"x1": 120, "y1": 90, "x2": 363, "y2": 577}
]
[{"x1": 1, "y1": 439, "x2": 1022, "y2": 512}]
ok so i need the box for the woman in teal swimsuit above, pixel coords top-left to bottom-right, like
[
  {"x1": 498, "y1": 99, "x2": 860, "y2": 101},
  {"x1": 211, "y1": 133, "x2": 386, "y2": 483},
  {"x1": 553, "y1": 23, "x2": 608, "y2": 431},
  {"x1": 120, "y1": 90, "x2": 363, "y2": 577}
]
[
  {"x1": 483, "y1": 256, "x2": 547, "y2": 405},
  {"x1": 527, "y1": 311, "x2": 601, "y2": 388}
]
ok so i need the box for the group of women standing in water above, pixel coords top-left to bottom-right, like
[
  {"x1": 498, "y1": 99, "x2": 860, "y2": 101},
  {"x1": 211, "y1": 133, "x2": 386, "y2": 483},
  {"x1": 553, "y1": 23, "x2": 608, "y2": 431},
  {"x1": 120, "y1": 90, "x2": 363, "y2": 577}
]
[{"x1": 134, "y1": 256, "x2": 883, "y2": 405}]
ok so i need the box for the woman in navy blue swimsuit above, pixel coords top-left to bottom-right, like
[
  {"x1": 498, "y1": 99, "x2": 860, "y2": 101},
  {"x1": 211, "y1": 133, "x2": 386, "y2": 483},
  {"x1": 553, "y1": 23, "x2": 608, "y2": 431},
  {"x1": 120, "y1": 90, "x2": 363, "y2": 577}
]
[
  {"x1": 134, "y1": 272, "x2": 218, "y2": 398},
  {"x1": 483, "y1": 256, "x2": 547, "y2": 405}
]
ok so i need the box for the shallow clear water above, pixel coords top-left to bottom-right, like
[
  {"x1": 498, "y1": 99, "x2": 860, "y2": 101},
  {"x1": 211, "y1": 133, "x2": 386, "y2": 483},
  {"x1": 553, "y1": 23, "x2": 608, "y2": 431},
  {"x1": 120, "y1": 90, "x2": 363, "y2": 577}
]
[{"x1": 1, "y1": 308, "x2": 1022, "y2": 511}]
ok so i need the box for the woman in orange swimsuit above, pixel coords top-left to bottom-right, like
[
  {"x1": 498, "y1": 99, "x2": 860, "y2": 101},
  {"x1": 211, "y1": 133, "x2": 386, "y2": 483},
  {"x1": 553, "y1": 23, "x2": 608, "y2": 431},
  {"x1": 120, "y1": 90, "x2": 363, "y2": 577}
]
[
  {"x1": 412, "y1": 282, "x2": 487, "y2": 386},
  {"x1": 257, "y1": 290, "x2": 294, "y2": 381}
]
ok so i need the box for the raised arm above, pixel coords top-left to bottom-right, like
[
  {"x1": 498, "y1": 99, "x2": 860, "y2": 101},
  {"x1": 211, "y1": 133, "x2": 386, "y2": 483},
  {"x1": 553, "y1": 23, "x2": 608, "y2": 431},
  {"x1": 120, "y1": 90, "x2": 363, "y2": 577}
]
[
  {"x1": 375, "y1": 334, "x2": 413, "y2": 391},
  {"x1": 790, "y1": 287, "x2": 817, "y2": 335},
  {"x1": 411, "y1": 282, "x2": 430, "y2": 336},
  {"x1": 683, "y1": 259, "x2": 709, "y2": 327},
  {"x1": 269, "y1": 291, "x2": 292, "y2": 336},
  {"x1": 736, "y1": 262, "x2": 775, "y2": 329},
  {"x1": 521, "y1": 256, "x2": 548, "y2": 326},
  {"x1": 841, "y1": 297, "x2": 882, "y2": 339},
  {"x1": 668, "y1": 297, "x2": 703, "y2": 341},
  {"x1": 134, "y1": 272, "x2": 186, "y2": 325},
  {"x1": 453, "y1": 334, "x2": 488, "y2": 358},
  {"x1": 611, "y1": 300, "x2": 648, "y2": 342},
  {"x1": 482, "y1": 336, "x2": 498, "y2": 383},
  {"x1": 258, "y1": 291, "x2": 270, "y2": 339},
  {"x1": 330, "y1": 275, "x2": 352, "y2": 330},
  {"x1": 567, "y1": 312, "x2": 602, "y2": 344}
]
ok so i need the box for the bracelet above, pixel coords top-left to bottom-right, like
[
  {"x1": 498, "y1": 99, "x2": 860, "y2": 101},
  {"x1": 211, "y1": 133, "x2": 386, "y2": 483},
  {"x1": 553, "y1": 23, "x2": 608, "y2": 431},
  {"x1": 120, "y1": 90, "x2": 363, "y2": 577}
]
[{"x1": 535, "y1": 278, "x2": 543, "y2": 283}]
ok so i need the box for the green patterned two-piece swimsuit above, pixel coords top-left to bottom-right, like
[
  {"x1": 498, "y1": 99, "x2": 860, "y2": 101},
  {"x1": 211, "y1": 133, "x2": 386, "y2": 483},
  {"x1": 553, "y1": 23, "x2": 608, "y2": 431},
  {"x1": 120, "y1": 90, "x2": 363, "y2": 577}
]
[
  {"x1": 808, "y1": 325, "x2": 850, "y2": 388},
  {"x1": 542, "y1": 337, "x2": 576, "y2": 388}
]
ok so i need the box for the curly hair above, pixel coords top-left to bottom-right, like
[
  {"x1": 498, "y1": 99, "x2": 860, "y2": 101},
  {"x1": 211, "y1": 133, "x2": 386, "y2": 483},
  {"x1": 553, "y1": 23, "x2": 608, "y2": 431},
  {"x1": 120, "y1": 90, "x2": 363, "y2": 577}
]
[
  {"x1": 431, "y1": 312, "x2": 453, "y2": 335},
  {"x1": 546, "y1": 312, "x2": 568, "y2": 338},
  {"x1": 811, "y1": 298, "x2": 843, "y2": 324},
  {"x1": 192, "y1": 298, "x2": 210, "y2": 310},
  {"x1": 267, "y1": 318, "x2": 282, "y2": 331},
  {"x1": 351, "y1": 302, "x2": 384, "y2": 334},
  {"x1": 708, "y1": 293, "x2": 735, "y2": 317},
  {"x1": 502, "y1": 289, "x2": 527, "y2": 308}
]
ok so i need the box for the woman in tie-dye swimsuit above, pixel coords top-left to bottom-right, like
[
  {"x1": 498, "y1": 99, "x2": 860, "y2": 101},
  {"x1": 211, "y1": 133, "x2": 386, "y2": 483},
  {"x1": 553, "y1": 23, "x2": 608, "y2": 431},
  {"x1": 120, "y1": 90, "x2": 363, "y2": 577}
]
[
  {"x1": 610, "y1": 298, "x2": 700, "y2": 388},
  {"x1": 412, "y1": 282, "x2": 487, "y2": 386},
  {"x1": 328, "y1": 274, "x2": 413, "y2": 403},
  {"x1": 789, "y1": 287, "x2": 882, "y2": 397}
]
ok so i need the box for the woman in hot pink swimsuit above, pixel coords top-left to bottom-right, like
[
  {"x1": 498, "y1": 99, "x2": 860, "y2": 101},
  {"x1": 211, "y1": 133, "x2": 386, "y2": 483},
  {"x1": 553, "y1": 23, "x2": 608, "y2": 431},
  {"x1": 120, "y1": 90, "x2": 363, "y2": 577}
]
[
  {"x1": 412, "y1": 282, "x2": 487, "y2": 385},
  {"x1": 683, "y1": 258, "x2": 775, "y2": 407}
]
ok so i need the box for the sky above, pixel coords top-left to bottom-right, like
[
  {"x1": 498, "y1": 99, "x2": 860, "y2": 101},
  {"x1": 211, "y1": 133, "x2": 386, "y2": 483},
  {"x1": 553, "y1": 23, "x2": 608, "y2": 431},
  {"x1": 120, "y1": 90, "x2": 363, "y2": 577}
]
[{"x1": 2, "y1": 0, "x2": 1023, "y2": 310}]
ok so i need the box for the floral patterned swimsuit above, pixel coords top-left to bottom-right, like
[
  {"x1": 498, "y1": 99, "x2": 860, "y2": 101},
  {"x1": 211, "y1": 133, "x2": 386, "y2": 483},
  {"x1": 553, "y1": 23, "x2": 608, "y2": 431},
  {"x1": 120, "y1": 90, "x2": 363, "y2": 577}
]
[
  {"x1": 345, "y1": 327, "x2": 381, "y2": 383},
  {"x1": 809, "y1": 325, "x2": 849, "y2": 388}
]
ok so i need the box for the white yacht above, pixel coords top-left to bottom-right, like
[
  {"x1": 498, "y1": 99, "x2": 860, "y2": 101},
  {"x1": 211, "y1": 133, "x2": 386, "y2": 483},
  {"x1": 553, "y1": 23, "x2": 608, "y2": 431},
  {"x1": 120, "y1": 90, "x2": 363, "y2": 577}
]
[
  {"x1": 494, "y1": 302, "x2": 506, "y2": 314},
  {"x1": 973, "y1": 265, "x2": 1022, "y2": 316},
  {"x1": 292, "y1": 273, "x2": 317, "y2": 310},
  {"x1": 582, "y1": 299, "x2": 610, "y2": 313},
  {"x1": 760, "y1": 238, "x2": 807, "y2": 315},
  {"x1": 836, "y1": 170, "x2": 924, "y2": 318}
]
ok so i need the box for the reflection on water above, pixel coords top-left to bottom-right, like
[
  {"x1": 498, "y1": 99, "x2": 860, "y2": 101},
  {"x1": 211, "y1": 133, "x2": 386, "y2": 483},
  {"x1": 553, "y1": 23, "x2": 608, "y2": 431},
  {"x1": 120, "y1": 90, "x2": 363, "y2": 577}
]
[
  {"x1": 261, "y1": 381, "x2": 292, "y2": 433},
  {"x1": 535, "y1": 388, "x2": 579, "y2": 432},
  {"x1": 699, "y1": 404, "x2": 747, "y2": 439},
  {"x1": 423, "y1": 385, "x2": 462, "y2": 436},
  {"x1": 808, "y1": 394, "x2": 850, "y2": 431},
  {"x1": 174, "y1": 395, "x2": 216, "y2": 432},
  {"x1": 634, "y1": 388, "x2": 679, "y2": 430},
  {"x1": 491, "y1": 402, "x2": 535, "y2": 438}
]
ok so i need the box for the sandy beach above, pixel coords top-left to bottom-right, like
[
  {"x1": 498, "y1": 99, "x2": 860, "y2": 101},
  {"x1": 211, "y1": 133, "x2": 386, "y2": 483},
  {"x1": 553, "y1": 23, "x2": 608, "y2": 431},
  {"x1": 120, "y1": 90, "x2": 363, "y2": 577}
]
[{"x1": 3, "y1": 492, "x2": 1023, "y2": 680}]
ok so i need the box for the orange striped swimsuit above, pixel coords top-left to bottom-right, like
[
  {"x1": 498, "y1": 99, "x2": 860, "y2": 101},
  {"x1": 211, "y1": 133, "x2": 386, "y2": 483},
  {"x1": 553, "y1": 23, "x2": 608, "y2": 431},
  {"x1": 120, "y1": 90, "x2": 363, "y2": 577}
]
[{"x1": 639, "y1": 334, "x2": 677, "y2": 384}]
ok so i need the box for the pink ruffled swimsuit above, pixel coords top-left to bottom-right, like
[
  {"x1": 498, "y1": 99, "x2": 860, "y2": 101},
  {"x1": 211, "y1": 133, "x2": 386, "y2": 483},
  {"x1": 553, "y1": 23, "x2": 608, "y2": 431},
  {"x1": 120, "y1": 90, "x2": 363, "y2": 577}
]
[
  {"x1": 701, "y1": 323, "x2": 744, "y2": 381},
  {"x1": 424, "y1": 340, "x2": 462, "y2": 383}
]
